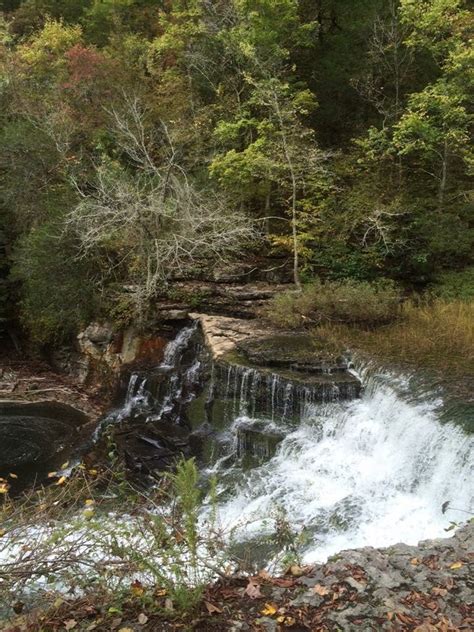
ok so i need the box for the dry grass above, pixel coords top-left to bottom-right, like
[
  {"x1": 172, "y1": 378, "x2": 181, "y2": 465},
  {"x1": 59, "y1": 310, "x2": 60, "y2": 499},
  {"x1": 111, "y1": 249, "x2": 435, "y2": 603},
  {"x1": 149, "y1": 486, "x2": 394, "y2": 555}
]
[
  {"x1": 265, "y1": 280, "x2": 401, "y2": 329},
  {"x1": 317, "y1": 300, "x2": 474, "y2": 382}
]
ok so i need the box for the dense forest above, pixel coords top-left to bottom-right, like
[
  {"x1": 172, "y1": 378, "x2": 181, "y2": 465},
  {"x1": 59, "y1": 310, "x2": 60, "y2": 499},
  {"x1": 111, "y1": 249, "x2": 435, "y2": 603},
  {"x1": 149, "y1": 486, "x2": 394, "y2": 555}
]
[{"x1": 0, "y1": 0, "x2": 472, "y2": 345}]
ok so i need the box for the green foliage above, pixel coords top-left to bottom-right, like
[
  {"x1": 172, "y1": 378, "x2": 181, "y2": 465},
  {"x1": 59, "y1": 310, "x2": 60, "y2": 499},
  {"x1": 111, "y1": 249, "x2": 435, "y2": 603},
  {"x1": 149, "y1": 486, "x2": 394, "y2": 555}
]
[
  {"x1": 0, "y1": 0, "x2": 472, "y2": 342},
  {"x1": 266, "y1": 280, "x2": 402, "y2": 329},
  {"x1": 429, "y1": 268, "x2": 474, "y2": 300},
  {"x1": 12, "y1": 222, "x2": 99, "y2": 344}
]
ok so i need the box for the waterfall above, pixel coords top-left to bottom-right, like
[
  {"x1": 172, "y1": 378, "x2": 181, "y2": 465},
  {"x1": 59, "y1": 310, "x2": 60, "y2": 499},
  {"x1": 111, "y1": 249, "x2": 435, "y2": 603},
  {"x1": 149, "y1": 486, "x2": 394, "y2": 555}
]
[
  {"x1": 205, "y1": 368, "x2": 474, "y2": 564},
  {"x1": 99, "y1": 322, "x2": 201, "y2": 432},
  {"x1": 212, "y1": 363, "x2": 360, "y2": 424},
  {"x1": 99, "y1": 324, "x2": 473, "y2": 566}
]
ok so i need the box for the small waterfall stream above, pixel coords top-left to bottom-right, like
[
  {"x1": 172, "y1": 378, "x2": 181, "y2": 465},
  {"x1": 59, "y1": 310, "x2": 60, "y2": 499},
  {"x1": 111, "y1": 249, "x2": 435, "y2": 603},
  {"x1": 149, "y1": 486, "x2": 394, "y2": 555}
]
[{"x1": 108, "y1": 324, "x2": 473, "y2": 564}]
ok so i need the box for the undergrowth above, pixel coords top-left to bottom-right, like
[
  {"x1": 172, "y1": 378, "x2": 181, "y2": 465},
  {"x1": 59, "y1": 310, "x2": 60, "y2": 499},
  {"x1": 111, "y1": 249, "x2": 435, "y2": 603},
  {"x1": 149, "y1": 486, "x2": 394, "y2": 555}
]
[
  {"x1": 264, "y1": 279, "x2": 401, "y2": 329},
  {"x1": 0, "y1": 457, "x2": 300, "y2": 628},
  {"x1": 316, "y1": 300, "x2": 474, "y2": 383}
]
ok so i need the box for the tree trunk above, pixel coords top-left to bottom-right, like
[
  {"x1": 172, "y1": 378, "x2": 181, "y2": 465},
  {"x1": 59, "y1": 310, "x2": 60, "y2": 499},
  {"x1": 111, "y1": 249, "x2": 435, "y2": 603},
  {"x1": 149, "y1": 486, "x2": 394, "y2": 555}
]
[
  {"x1": 438, "y1": 139, "x2": 448, "y2": 212},
  {"x1": 273, "y1": 93, "x2": 302, "y2": 291}
]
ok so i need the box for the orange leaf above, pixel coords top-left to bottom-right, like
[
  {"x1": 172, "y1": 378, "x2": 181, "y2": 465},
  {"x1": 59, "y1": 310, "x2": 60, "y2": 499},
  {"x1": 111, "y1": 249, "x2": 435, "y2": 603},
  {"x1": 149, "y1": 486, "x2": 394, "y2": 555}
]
[{"x1": 313, "y1": 584, "x2": 330, "y2": 596}]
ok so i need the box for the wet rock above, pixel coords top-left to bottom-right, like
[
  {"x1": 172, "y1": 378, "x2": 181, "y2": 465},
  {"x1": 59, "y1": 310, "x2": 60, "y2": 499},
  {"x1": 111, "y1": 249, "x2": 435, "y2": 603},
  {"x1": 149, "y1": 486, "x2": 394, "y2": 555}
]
[
  {"x1": 113, "y1": 420, "x2": 192, "y2": 475},
  {"x1": 236, "y1": 419, "x2": 285, "y2": 461},
  {"x1": 237, "y1": 334, "x2": 348, "y2": 372}
]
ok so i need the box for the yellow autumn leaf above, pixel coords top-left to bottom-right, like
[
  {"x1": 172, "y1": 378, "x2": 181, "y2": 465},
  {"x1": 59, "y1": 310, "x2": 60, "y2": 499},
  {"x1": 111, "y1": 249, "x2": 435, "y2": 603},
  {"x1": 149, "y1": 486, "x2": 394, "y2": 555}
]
[
  {"x1": 261, "y1": 603, "x2": 278, "y2": 616},
  {"x1": 84, "y1": 499, "x2": 95, "y2": 506},
  {"x1": 56, "y1": 476, "x2": 67, "y2": 485},
  {"x1": 131, "y1": 580, "x2": 144, "y2": 597},
  {"x1": 61, "y1": 461, "x2": 69, "y2": 470},
  {"x1": 83, "y1": 508, "x2": 95, "y2": 520},
  {"x1": 9, "y1": 473, "x2": 18, "y2": 479},
  {"x1": 0, "y1": 483, "x2": 10, "y2": 494},
  {"x1": 289, "y1": 564, "x2": 304, "y2": 577},
  {"x1": 47, "y1": 471, "x2": 58, "y2": 478},
  {"x1": 450, "y1": 561, "x2": 463, "y2": 570},
  {"x1": 0, "y1": 529, "x2": 6, "y2": 537},
  {"x1": 88, "y1": 469, "x2": 98, "y2": 476}
]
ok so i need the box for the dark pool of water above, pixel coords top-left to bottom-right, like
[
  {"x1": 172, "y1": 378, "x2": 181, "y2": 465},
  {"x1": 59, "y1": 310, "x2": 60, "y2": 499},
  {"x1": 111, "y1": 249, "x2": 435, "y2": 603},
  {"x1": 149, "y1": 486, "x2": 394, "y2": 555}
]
[{"x1": 0, "y1": 401, "x2": 91, "y2": 493}]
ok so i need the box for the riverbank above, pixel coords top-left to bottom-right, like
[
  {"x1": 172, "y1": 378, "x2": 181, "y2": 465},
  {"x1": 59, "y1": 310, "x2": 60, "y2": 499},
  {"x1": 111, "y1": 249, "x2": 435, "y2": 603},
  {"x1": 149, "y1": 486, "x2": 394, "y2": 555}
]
[
  {"x1": 0, "y1": 348, "x2": 103, "y2": 420},
  {"x1": 2, "y1": 518, "x2": 472, "y2": 631}
]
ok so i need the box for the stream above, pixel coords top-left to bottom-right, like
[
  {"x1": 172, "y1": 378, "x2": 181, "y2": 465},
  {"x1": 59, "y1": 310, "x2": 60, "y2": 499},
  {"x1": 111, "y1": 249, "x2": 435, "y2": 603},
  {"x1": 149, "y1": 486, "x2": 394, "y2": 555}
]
[{"x1": 102, "y1": 324, "x2": 474, "y2": 565}]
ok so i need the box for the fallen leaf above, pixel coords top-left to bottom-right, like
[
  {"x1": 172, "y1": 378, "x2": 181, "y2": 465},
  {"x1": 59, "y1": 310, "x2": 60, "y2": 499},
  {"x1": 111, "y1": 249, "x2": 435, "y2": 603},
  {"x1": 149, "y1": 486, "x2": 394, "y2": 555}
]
[
  {"x1": 164, "y1": 598, "x2": 174, "y2": 611},
  {"x1": 205, "y1": 601, "x2": 222, "y2": 614},
  {"x1": 257, "y1": 569, "x2": 271, "y2": 580},
  {"x1": 261, "y1": 603, "x2": 277, "y2": 616},
  {"x1": 131, "y1": 580, "x2": 144, "y2": 597},
  {"x1": 47, "y1": 471, "x2": 58, "y2": 478},
  {"x1": 64, "y1": 620, "x2": 77, "y2": 631},
  {"x1": 449, "y1": 561, "x2": 463, "y2": 570},
  {"x1": 413, "y1": 624, "x2": 438, "y2": 632},
  {"x1": 386, "y1": 612, "x2": 394, "y2": 621},
  {"x1": 61, "y1": 461, "x2": 69, "y2": 470},
  {"x1": 138, "y1": 613, "x2": 148, "y2": 625},
  {"x1": 9, "y1": 473, "x2": 18, "y2": 479},
  {"x1": 289, "y1": 564, "x2": 304, "y2": 577},
  {"x1": 0, "y1": 483, "x2": 10, "y2": 494},
  {"x1": 410, "y1": 557, "x2": 421, "y2": 566},
  {"x1": 313, "y1": 584, "x2": 330, "y2": 596},
  {"x1": 245, "y1": 579, "x2": 263, "y2": 599},
  {"x1": 88, "y1": 469, "x2": 98, "y2": 476},
  {"x1": 84, "y1": 499, "x2": 95, "y2": 506},
  {"x1": 53, "y1": 598, "x2": 64, "y2": 609},
  {"x1": 271, "y1": 577, "x2": 296, "y2": 588},
  {"x1": 118, "y1": 629, "x2": 134, "y2": 632},
  {"x1": 56, "y1": 476, "x2": 67, "y2": 485},
  {"x1": 432, "y1": 587, "x2": 448, "y2": 597}
]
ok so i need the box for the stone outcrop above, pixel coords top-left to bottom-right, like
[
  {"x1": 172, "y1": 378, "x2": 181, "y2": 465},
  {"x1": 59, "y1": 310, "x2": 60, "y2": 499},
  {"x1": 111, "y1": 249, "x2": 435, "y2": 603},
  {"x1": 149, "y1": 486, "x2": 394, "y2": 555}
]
[
  {"x1": 155, "y1": 281, "x2": 290, "y2": 320},
  {"x1": 189, "y1": 313, "x2": 272, "y2": 360},
  {"x1": 190, "y1": 313, "x2": 362, "y2": 408}
]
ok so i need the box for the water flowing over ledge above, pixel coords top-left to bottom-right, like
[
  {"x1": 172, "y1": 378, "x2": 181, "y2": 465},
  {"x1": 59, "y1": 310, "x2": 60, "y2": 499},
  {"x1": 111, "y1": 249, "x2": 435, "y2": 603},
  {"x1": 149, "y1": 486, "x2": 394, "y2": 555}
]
[{"x1": 100, "y1": 322, "x2": 473, "y2": 564}]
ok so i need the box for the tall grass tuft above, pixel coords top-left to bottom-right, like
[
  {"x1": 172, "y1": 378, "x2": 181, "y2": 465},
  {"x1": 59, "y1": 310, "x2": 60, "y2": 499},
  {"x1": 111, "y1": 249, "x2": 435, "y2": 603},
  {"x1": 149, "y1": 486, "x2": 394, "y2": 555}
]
[
  {"x1": 317, "y1": 300, "x2": 474, "y2": 382},
  {"x1": 264, "y1": 279, "x2": 401, "y2": 329}
]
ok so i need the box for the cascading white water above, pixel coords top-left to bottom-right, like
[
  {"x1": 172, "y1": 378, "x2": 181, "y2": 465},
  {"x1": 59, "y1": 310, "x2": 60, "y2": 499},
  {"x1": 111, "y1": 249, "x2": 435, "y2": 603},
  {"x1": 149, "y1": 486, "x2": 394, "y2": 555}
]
[{"x1": 208, "y1": 368, "x2": 473, "y2": 563}]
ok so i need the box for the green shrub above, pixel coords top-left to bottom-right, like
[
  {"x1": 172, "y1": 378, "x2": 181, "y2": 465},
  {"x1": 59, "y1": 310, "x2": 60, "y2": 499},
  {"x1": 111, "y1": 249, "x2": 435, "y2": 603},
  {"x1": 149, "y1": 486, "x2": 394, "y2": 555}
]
[
  {"x1": 11, "y1": 222, "x2": 100, "y2": 344},
  {"x1": 265, "y1": 279, "x2": 401, "y2": 329},
  {"x1": 429, "y1": 268, "x2": 474, "y2": 301}
]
